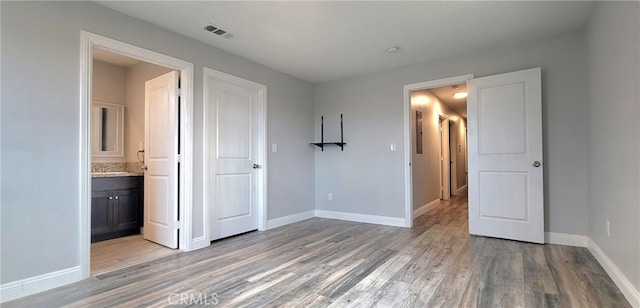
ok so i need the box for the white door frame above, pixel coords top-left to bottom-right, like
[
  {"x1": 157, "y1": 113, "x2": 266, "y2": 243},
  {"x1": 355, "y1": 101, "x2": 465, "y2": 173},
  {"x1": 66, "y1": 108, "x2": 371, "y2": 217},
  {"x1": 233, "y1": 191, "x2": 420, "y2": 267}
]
[
  {"x1": 439, "y1": 114, "x2": 451, "y2": 201},
  {"x1": 203, "y1": 67, "x2": 268, "y2": 243},
  {"x1": 449, "y1": 119, "x2": 458, "y2": 195},
  {"x1": 403, "y1": 74, "x2": 474, "y2": 227},
  {"x1": 79, "y1": 31, "x2": 194, "y2": 278}
]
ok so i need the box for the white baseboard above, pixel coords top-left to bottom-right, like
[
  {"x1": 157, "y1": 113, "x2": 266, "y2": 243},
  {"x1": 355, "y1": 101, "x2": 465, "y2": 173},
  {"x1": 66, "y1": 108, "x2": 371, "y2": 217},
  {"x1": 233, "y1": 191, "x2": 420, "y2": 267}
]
[
  {"x1": 544, "y1": 232, "x2": 588, "y2": 247},
  {"x1": 545, "y1": 232, "x2": 640, "y2": 306},
  {"x1": 315, "y1": 210, "x2": 406, "y2": 227},
  {"x1": 588, "y1": 239, "x2": 640, "y2": 307},
  {"x1": 413, "y1": 199, "x2": 440, "y2": 218},
  {"x1": 0, "y1": 266, "x2": 82, "y2": 303},
  {"x1": 266, "y1": 210, "x2": 315, "y2": 230},
  {"x1": 455, "y1": 184, "x2": 468, "y2": 195}
]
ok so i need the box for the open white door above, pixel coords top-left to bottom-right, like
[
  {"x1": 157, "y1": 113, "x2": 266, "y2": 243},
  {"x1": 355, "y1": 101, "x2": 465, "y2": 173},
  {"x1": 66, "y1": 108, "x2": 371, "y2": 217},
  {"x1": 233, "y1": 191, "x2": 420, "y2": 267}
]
[
  {"x1": 144, "y1": 71, "x2": 179, "y2": 249},
  {"x1": 205, "y1": 70, "x2": 263, "y2": 241},
  {"x1": 467, "y1": 67, "x2": 543, "y2": 243}
]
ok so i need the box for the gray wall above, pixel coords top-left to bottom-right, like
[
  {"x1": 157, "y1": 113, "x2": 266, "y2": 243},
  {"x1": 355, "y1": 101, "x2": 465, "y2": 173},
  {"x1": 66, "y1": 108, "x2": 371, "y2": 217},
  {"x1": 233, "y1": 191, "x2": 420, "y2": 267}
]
[
  {"x1": 315, "y1": 30, "x2": 590, "y2": 235},
  {"x1": 586, "y1": 2, "x2": 640, "y2": 290},
  {"x1": 92, "y1": 60, "x2": 128, "y2": 162},
  {"x1": 411, "y1": 90, "x2": 442, "y2": 209},
  {"x1": 93, "y1": 60, "x2": 127, "y2": 107},
  {"x1": 93, "y1": 59, "x2": 173, "y2": 163},
  {"x1": 0, "y1": 1, "x2": 315, "y2": 284}
]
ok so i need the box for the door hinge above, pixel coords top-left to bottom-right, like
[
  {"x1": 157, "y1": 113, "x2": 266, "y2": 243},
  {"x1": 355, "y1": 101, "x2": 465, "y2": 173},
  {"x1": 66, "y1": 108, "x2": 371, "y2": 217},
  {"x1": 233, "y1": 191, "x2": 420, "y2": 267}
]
[
  {"x1": 177, "y1": 88, "x2": 181, "y2": 96},
  {"x1": 175, "y1": 220, "x2": 182, "y2": 229},
  {"x1": 176, "y1": 154, "x2": 182, "y2": 163}
]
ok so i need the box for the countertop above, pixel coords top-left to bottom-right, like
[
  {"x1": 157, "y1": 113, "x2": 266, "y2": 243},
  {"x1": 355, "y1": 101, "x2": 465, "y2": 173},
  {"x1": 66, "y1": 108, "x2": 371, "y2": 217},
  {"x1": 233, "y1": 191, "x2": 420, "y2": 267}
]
[{"x1": 91, "y1": 172, "x2": 143, "y2": 178}]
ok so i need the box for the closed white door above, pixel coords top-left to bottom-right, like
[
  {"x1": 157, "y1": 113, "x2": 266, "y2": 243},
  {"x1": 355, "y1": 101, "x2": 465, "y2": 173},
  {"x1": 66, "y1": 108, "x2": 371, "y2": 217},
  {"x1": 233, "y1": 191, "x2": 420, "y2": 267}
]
[
  {"x1": 143, "y1": 71, "x2": 179, "y2": 249},
  {"x1": 467, "y1": 67, "x2": 544, "y2": 243},
  {"x1": 205, "y1": 70, "x2": 262, "y2": 240}
]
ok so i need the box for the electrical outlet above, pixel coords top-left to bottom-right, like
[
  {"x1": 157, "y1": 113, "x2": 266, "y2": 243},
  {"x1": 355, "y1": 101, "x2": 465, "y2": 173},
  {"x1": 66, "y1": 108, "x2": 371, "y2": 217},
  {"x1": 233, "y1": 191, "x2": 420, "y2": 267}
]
[
  {"x1": 328, "y1": 193, "x2": 333, "y2": 201},
  {"x1": 606, "y1": 220, "x2": 610, "y2": 236},
  {"x1": 272, "y1": 143, "x2": 277, "y2": 152}
]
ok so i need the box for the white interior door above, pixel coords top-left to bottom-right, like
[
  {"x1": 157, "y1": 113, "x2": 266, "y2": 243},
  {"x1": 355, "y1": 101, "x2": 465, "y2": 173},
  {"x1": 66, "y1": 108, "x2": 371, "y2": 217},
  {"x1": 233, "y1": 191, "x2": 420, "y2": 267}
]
[
  {"x1": 205, "y1": 72, "x2": 261, "y2": 241},
  {"x1": 144, "y1": 71, "x2": 179, "y2": 249},
  {"x1": 467, "y1": 67, "x2": 543, "y2": 243}
]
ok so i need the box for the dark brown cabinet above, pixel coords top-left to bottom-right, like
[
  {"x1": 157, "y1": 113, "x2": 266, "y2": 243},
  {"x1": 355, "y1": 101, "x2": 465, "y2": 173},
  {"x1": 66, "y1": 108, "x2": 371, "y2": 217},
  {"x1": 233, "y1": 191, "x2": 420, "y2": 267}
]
[{"x1": 91, "y1": 176, "x2": 143, "y2": 243}]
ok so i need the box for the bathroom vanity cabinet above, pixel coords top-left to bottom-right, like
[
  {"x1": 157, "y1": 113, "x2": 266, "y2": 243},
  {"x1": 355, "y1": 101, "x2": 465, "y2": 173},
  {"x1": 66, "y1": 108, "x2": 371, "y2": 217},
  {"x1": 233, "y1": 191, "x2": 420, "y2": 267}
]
[{"x1": 91, "y1": 176, "x2": 143, "y2": 243}]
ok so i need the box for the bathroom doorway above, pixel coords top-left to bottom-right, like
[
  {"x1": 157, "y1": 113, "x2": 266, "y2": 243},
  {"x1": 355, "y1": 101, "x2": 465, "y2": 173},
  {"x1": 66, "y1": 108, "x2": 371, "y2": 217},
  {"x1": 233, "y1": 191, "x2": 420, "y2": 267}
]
[
  {"x1": 80, "y1": 32, "x2": 195, "y2": 277},
  {"x1": 89, "y1": 47, "x2": 180, "y2": 274}
]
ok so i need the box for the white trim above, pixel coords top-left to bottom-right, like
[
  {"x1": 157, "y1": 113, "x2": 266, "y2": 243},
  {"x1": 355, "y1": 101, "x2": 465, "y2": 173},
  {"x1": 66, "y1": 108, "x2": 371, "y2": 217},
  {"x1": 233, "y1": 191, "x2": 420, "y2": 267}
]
[
  {"x1": 258, "y1": 85, "x2": 268, "y2": 232},
  {"x1": 588, "y1": 239, "x2": 640, "y2": 307},
  {"x1": 315, "y1": 210, "x2": 406, "y2": 227},
  {"x1": 455, "y1": 184, "x2": 468, "y2": 195},
  {"x1": 439, "y1": 115, "x2": 451, "y2": 201},
  {"x1": 203, "y1": 67, "x2": 268, "y2": 241},
  {"x1": 403, "y1": 74, "x2": 474, "y2": 229},
  {"x1": 544, "y1": 232, "x2": 588, "y2": 247},
  {"x1": 413, "y1": 199, "x2": 441, "y2": 218},
  {"x1": 402, "y1": 84, "x2": 413, "y2": 228},
  {"x1": 190, "y1": 236, "x2": 210, "y2": 251},
  {"x1": 0, "y1": 266, "x2": 81, "y2": 303},
  {"x1": 267, "y1": 210, "x2": 315, "y2": 230},
  {"x1": 80, "y1": 31, "x2": 196, "y2": 280},
  {"x1": 449, "y1": 119, "x2": 458, "y2": 195}
]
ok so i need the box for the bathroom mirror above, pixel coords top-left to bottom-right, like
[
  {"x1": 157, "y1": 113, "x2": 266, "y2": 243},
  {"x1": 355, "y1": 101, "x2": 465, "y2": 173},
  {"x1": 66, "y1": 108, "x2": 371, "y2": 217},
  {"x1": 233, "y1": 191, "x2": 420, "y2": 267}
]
[{"x1": 92, "y1": 101, "x2": 124, "y2": 157}]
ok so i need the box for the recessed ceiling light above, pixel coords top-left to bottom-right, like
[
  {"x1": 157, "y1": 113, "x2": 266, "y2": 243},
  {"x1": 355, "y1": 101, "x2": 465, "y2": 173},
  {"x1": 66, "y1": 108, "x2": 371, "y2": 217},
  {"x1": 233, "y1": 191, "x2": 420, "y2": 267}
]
[
  {"x1": 453, "y1": 92, "x2": 468, "y2": 99},
  {"x1": 385, "y1": 46, "x2": 400, "y2": 54}
]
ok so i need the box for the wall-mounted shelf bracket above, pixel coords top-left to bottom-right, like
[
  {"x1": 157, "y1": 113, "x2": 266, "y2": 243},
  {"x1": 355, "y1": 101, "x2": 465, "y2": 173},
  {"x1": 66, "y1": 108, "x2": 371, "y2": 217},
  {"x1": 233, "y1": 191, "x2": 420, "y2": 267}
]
[{"x1": 310, "y1": 114, "x2": 346, "y2": 151}]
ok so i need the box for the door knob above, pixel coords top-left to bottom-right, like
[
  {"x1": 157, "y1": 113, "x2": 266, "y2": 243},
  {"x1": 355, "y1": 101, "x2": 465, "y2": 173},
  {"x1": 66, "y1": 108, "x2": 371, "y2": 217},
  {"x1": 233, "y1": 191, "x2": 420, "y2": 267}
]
[
  {"x1": 252, "y1": 164, "x2": 261, "y2": 169},
  {"x1": 532, "y1": 161, "x2": 541, "y2": 167}
]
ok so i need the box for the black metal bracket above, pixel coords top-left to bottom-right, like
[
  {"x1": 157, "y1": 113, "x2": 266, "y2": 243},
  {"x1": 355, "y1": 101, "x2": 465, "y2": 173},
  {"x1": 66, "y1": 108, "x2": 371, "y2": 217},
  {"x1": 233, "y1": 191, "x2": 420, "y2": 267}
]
[{"x1": 310, "y1": 114, "x2": 346, "y2": 151}]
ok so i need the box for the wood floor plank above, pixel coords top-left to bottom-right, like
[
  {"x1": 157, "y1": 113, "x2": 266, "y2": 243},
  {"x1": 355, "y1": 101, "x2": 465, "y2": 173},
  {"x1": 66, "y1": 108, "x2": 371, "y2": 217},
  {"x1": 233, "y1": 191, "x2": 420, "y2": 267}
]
[{"x1": 4, "y1": 192, "x2": 631, "y2": 308}]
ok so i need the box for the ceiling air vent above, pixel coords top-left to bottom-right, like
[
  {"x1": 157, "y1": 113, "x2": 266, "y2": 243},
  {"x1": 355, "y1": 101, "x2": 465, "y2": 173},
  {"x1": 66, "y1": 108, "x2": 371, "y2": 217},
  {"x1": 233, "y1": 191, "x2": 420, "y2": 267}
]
[{"x1": 204, "y1": 24, "x2": 235, "y2": 39}]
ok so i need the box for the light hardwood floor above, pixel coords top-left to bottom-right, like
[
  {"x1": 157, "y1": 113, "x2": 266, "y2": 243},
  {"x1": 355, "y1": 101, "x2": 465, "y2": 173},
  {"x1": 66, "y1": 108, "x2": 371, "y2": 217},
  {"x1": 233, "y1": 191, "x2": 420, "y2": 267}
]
[
  {"x1": 5, "y1": 193, "x2": 630, "y2": 307},
  {"x1": 91, "y1": 234, "x2": 179, "y2": 275}
]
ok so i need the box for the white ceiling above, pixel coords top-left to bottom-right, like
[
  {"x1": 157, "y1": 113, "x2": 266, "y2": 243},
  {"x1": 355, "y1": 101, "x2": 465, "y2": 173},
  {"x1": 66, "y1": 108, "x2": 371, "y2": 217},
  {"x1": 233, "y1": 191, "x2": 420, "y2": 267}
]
[
  {"x1": 430, "y1": 83, "x2": 468, "y2": 119},
  {"x1": 96, "y1": 1, "x2": 595, "y2": 84}
]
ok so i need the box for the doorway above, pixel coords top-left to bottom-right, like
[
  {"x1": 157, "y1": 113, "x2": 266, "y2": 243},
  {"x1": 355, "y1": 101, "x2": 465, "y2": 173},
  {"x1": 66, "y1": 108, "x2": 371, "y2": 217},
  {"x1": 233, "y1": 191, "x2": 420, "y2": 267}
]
[
  {"x1": 80, "y1": 32, "x2": 195, "y2": 278},
  {"x1": 403, "y1": 68, "x2": 544, "y2": 243},
  {"x1": 407, "y1": 78, "x2": 469, "y2": 222},
  {"x1": 403, "y1": 74, "x2": 473, "y2": 227},
  {"x1": 89, "y1": 48, "x2": 181, "y2": 274},
  {"x1": 438, "y1": 115, "x2": 451, "y2": 201}
]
